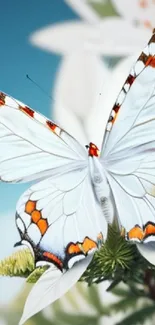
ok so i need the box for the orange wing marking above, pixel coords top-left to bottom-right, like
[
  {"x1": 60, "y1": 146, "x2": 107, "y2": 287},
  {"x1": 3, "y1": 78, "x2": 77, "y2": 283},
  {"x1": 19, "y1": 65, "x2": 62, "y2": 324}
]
[
  {"x1": 46, "y1": 120, "x2": 61, "y2": 136},
  {"x1": 31, "y1": 210, "x2": 41, "y2": 223},
  {"x1": 25, "y1": 200, "x2": 36, "y2": 214},
  {"x1": 67, "y1": 237, "x2": 97, "y2": 256},
  {"x1": 19, "y1": 106, "x2": 34, "y2": 117},
  {"x1": 127, "y1": 225, "x2": 144, "y2": 241},
  {"x1": 25, "y1": 200, "x2": 48, "y2": 235},
  {"x1": 144, "y1": 223, "x2": 155, "y2": 239},
  {"x1": 82, "y1": 237, "x2": 97, "y2": 253},
  {"x1": 46, "y1": 120, "x2": 57, "y2": 131},
  {"x1": 43, "y1": 252, "x2": 63, "y2": 268},
  {"x1": 127, "y1": 222, "x2": 155, "y2": 242},
  {"x1": 146, "y1": 56, "x2": 155, "y2": 68},
  {"x1": 37, "y1": 219, "x2": 48, "y2": 235},
  {"x1": 0, "y1": 92, "x2": 6, "y2": 106},
  {"x1": 67, "y1": 243, "x2": 81, "y2": 255}
]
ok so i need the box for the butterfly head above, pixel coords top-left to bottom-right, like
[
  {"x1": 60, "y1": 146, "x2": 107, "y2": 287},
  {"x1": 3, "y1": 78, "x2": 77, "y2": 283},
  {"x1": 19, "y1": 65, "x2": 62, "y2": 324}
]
[{"x1": 86, "y1": 142, "x2": 100, "y2": 157}]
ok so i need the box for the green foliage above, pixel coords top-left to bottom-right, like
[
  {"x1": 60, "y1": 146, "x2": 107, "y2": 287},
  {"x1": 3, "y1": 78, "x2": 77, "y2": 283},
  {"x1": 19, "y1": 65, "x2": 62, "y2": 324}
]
[
  {"x1": 81, "y1": 225, "x2": 153, "y2": 286},
  {"x1": 1, "y1": 225, "x2": 155, "y2": 325},
  {"x1": 115, "y1": 305, "x2": 155, "y2": 325},
  {"x1": 26, "y1": 265, "x2": 49, "y2": 283},
  {"x1": 0, "y1": 248, "x2": 34, "y2": 278},
  {"x1": 88, "y1": 0, "x2": 118, "y2": 17},
  {"x1": 0, "y1": 225, "x2": 154, "y2": 287}
]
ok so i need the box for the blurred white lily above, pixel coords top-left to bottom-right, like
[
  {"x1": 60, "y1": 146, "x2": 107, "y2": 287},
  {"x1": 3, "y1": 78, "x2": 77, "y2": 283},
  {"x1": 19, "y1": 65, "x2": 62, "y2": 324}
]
[{"x1": 30, "y1": 0, "x2": 154, "y2": 147}]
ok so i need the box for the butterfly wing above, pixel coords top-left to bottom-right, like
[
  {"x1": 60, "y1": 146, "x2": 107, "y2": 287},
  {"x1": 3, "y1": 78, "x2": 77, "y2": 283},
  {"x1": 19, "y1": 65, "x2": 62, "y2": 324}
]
[
  {"x1": 0, "y1": 91, "x2": 87, "y2": 183},
  {"x1": 16, "y1": 169, "x2": 107, "y2": 268},
  {"x1": 100, "y1": 30, "x2": 155, "y2": 261},
  {"x1": 0, "y1": 92, "x2": 108, "y2": 319},
  {"x1": 16, "y1": 169, "x2": 107, "y2": 323}
]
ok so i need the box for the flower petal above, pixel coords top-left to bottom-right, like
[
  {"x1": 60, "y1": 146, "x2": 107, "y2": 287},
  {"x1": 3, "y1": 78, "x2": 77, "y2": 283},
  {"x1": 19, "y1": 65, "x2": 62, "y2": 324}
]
[
  {"x1": 30, "y1": 19, "x2": 151, "y2": 56},
  {"x1": 136, "y1": 242, "x2": 155, "y2": 265},
  {"x1": 53, "y1": 54, "x2": 110, "y2": 145},
  {"x1": 87, "y1": 54, "x2": 139, "y2": 148},
  {"x1": 30, "y1": 22, "x2": 100, "y2": 55},
  {"x1": 19, "y1": 256, "x2": 93, "y2": 325}
]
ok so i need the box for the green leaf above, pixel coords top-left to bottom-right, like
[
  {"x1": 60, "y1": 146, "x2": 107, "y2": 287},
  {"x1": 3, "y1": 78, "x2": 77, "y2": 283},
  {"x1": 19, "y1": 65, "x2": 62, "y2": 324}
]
[
  {"x1": 26, "y1": 266, "x2": 49, "y2": 283},
  {"x1": 88, "y1": 0, "x2": 118, "y2": 17},
  {"x1": 115, "y1": 305, "x2": 155, "y2": 325},
  {"x1": 82, "y1": 225, "x2": 145, "y2": 285},
  {"x1": 53, "y1": 312, "x2": 99, "y2": 325},
  {"x1": 0, "y1": 248, "x2": 34, "y2": 277},
  {"x1": 110, "y1": 296, "x2": 139, "y2": 313},
  {"x1": 112, "y1": 286, "x2": 138, "y2": 298},
  {"x1": 83, "y1": 285, "x2": 109, "y2": 315}
]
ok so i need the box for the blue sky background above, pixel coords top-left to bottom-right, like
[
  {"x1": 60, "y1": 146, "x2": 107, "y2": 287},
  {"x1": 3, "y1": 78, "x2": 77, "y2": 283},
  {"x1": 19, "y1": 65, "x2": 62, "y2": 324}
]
[{"x1": 0, "y1": 0, "x2": 78, "y2": 215}]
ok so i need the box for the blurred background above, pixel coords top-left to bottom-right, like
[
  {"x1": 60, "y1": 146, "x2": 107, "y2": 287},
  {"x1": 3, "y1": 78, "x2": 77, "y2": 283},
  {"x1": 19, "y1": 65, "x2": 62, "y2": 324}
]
[{"x1": 0, "y1": 0, "x2": 155, "y2": 324}]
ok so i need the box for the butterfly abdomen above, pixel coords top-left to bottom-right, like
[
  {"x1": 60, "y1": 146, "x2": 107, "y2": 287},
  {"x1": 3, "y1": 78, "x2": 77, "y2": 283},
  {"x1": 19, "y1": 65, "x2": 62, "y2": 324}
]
[{"x1": 89, "y1": 156, "x2": 114, "y2": 224}]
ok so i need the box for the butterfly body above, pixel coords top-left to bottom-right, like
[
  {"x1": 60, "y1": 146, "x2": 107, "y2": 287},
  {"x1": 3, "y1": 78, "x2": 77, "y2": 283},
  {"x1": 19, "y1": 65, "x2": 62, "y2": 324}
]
[{"x1": 87, "y1": 144, "x2": 114, "y2": 223}]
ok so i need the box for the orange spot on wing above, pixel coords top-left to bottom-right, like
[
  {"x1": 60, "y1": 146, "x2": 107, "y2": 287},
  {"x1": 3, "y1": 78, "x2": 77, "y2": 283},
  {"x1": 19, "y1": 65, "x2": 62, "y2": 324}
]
[
  {"x1": 43, "y1": 252, "x2": 63, "y2": 268},
  {"x1": 0, "y1": 93, "x2": 6, "y2": 106},
  {"x1": 67, "y1": 243, "x2": 81, "y2": 255},
  {"x1": 67, "y1": 237, "x2": 97, "y2": 256},
  {"x1": 25, "y1": 200, "x2": 36, "y2": 214},
  {"x1": 113, "y1": 104, "x2": 120, "y2": 114},
  {"x1": 146, "y1": 56, "x2": 155, "y2": 68},
  {"x1": 37, "y1": 219, "x2": 48, "y2": 235},
  {"x1": 82, "y1": 237, "x2": 97, "y2": 253},
  {"x1": 46, "y1": 120, "x2": 57, "y2": 131},
  {"x1": 20, "y1": 106, "x2": 34, "y2": 117},
  {"x1": 127, "y1": 226, "x2": 144, "y2": 241},
  {"x1": 144, "y1": 223, "x2": 155, "y2": 238},
  {"x1": 31, "y1": 210, "x2": 41, "y2": 223},
  {"x1": 0, "y1": 100, "x2": 4, "y2": 106}
]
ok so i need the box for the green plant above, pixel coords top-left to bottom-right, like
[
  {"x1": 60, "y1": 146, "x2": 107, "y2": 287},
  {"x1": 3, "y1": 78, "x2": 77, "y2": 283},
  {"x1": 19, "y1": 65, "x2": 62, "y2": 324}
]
[{"x1": 1, "y1": 225, "x2": 155, "y2": 324}]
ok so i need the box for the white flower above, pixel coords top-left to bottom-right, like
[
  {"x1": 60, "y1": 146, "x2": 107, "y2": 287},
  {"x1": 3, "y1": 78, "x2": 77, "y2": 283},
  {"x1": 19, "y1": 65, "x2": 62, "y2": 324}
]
[{"x1": 30, "y1": 0, "x2": 155, "y2": 147}]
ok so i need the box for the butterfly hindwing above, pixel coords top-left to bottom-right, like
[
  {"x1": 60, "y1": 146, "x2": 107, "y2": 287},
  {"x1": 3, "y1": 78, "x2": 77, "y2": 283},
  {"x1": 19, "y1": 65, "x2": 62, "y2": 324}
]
[
  {"x1": 15, "y1": 166, "x2": 107, "y2": 323},
  {"x1": 16, "y1": 168, "x2": 107, "y2": 270}
]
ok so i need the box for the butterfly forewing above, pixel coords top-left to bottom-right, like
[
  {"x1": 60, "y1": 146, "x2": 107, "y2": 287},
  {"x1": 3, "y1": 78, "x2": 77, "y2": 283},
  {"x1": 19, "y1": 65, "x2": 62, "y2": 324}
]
[
  {"x1": 101, "y1": 29, "x2": 155, "y2": 247},
  {"x1": 0, "y1": 92, "x2": 87, "y2": 183}
]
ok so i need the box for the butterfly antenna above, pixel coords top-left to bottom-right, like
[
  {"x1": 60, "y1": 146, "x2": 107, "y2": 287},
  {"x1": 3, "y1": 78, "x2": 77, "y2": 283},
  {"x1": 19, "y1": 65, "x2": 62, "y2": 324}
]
[{"x1": 26, "y1": 74, "x2": 55, "y2": 102}]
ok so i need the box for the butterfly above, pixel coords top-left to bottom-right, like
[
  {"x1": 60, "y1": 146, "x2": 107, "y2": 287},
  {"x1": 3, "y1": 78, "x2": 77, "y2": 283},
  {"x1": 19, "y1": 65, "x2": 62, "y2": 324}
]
[{"x1": 1, "y1": 29, "x2": 155, "y2": 324}]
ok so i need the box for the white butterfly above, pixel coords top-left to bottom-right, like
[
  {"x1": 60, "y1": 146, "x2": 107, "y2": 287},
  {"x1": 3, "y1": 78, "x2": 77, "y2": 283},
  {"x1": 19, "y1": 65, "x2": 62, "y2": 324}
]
[{"x1": 1, "y1": 30, "x2": 155, "y2": 324}]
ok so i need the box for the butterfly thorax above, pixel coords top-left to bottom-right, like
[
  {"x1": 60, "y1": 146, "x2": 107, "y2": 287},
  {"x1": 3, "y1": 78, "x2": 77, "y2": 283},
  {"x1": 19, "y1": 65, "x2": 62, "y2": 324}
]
[{"x1": 88, "y1": 155, "x2": 110, "y2": 198}]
